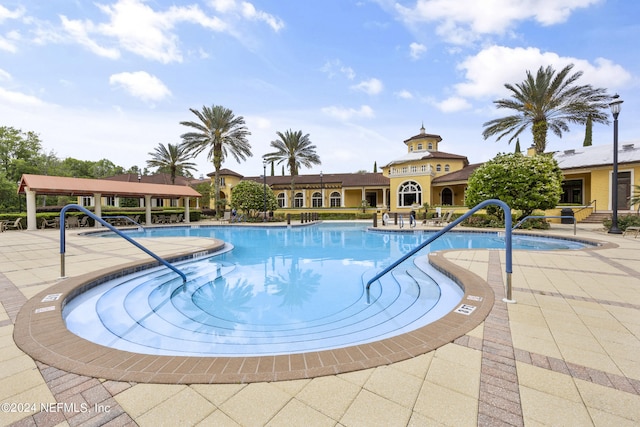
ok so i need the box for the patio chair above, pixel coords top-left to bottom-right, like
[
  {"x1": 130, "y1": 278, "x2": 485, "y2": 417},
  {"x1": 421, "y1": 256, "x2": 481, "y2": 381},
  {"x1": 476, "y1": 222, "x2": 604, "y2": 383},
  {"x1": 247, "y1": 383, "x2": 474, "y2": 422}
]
[
  {"x1": 79, "y1": 216, "x2": 90, "y2": 227},
  {"x1": 5, "y1": 218, "x2": 23, "y2": 230},
  {"x1": 66, "y1": 216, "x2": 80, "y2": 228},
  {"x1": 624, "y1": 226, "x2": 640, "y2": 238},
  {"x1": 40, "y1": 217, "x2": 58, "y2": 229},
  {"x1": 430, "y1": 210, "x2": 454, "y2": 226},
  {"x1": 218, "y1": 211, "x2": 231, "y2": 224}
]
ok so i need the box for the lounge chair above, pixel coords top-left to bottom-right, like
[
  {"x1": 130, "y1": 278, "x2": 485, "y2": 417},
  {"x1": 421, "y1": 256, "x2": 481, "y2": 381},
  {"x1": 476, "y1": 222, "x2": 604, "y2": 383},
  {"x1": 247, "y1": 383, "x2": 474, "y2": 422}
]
[
  {"x1": 624, "y1": 226, "x2": 640, "y2": 238},
  {"x1": 40, "y1": 217, "x2": 57, "y2": 229},
  {"x1": 429, "y1": 210, "x2": 454, "y2": 226},
  {"x1": 79, "y1": 216, "x2": 90, "y2": 227},
  {"x1": 218, "y1": 211, "x2": 231, "y2": 224},
  {"x1": 5, "y1": 218, "x2": 23, "y2": 230},
  {"x1": 66, "y1": 216, "x2": 80, "y2": 228}
]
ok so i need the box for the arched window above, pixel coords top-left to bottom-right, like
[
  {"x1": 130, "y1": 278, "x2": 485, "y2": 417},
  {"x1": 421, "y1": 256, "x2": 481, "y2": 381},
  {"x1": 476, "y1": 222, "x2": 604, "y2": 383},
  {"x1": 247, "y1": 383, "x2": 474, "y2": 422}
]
[
  {"x1": 428, "y1": 143, "x2": 433, "y2": 150},
  {"x1": 330, "y1": 191, "x2": 341, "y2": 207},
  {"x1": 312, "y1": 191, "x2": 322, "y2": 207},
  {"x1": 444, "y1": 164, "x2": 450, "y2": 172},
  {"x1": 436, "y1": 164, "x2": 441, "y2": 172},
  {"x1": 294, "y1": 192, "x2": 304, "y2": 208},
  {"x1": 417, "y1": 143, "x2": 423, "y2": 150},
  {"x1": 398, "y1": 181, "x2": 422, "y2": 207},
  {"x1": 277, "y1": 193, "x2": 286, "y2": 208}
]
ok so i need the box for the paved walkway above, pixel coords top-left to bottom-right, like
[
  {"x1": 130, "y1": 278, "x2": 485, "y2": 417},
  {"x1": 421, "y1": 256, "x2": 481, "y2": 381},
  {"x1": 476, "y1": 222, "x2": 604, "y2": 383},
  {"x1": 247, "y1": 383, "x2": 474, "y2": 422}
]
[{"x1": 1, "y1": 222, "x2": 639, "y2": 426}]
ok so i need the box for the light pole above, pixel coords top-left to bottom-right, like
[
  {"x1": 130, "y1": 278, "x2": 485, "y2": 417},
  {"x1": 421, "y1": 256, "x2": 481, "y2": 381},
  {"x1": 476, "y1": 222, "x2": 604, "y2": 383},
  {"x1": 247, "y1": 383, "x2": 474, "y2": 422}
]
[
  {"x1": 609, "y1": 94, "x2": 623, "y2": 234},
  {"x1": 320, "y1": 171, "x2": 323, "y2": 207},
  {"x1": 262, "y1": 159, "x2": 267, "y2": 222}
]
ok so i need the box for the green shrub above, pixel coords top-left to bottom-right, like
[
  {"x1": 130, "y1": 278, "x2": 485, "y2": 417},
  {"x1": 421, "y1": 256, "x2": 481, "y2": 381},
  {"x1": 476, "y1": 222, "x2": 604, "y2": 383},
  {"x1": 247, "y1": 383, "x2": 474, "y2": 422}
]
[{"x1": 603, "y1": 214, "x2": 640, "y2": 231}]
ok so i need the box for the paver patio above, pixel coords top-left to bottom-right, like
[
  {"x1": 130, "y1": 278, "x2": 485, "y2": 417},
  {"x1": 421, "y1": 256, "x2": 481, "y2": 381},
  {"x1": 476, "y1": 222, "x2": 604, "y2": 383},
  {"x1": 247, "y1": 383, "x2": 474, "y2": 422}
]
[{"x1": 1, "y1": 221, "x2": 639, "y2": 426}]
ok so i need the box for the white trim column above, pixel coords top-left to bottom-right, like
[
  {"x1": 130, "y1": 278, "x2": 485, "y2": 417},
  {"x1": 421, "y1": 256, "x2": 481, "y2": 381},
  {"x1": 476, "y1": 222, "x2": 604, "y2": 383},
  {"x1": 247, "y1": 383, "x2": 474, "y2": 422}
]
[
  {"x1": 93, "y1": 193, "x2": 102, "y2": 227},
  {"x1": 26, "y1": 188, "x2": 37, "y2": 230},
  {"x1": 145, "y1": 195, "x2": 152, "y2": 225},
  {"x1": 341, "y1": 188, "x2": 345, "y2": 207},
  {"x1": 184, "y1": 197, "x2": 190, "y2": 224}
]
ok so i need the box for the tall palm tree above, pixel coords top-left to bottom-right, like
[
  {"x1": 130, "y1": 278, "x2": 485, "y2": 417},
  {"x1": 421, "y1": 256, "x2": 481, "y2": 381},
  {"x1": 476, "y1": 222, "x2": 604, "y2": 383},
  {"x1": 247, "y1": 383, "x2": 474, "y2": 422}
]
[
  {"x1": 180, "y1": 105, "x2": 252, "y2": 215},
  {"x1": 263, "y1": 129, "x2": 321, "y2": 207},
  {"x1": 146, "y1": 142, "x2": 197, "y2": 184},
  {"x1": 482, "y1": 64, "x2": 610, "y2": 154}
]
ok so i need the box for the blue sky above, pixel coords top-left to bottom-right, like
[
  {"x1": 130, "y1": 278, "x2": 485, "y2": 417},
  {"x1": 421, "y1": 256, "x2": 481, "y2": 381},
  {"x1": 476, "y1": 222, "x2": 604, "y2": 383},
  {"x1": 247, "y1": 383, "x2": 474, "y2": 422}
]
[{"x1": 0, "y1": 0, "x2": 638, "y2": 178}]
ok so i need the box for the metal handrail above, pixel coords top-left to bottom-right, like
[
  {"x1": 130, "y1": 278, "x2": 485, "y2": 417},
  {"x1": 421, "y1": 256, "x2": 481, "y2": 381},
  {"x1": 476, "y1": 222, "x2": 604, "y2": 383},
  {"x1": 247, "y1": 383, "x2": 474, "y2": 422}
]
[
  {"x1": 573, "y1": 199, "x2": 597, "y2": 215},
  {"x1": 513, "y1": 215, "x2": 576, "y2": 235},
  {"x1": 366, "y1": 199, "x2": 514, "y2": 303},
  {"x1": 59, "y1": 204, "x2": 186, "y2": 284}
]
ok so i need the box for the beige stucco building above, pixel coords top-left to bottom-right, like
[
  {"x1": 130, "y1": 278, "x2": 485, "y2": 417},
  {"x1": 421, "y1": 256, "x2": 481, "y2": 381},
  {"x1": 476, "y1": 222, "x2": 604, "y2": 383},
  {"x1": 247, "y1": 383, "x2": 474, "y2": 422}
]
[{"x1": 212, "y1": 126, "x2": 640, "y2": 217}]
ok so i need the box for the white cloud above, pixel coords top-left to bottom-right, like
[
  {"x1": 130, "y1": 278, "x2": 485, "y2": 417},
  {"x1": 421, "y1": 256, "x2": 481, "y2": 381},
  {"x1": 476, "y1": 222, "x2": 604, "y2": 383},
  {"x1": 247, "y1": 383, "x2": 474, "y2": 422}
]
[
  {"x1": 46, "y1": 0, "x2": 280, "y2": 63},
  {"x1": 0, "y1": 68, "x2": 11, "y2": 81},
  {"x1": 109, "y1": 71, "x2": 171, "y2": 102},
  {"x1": 321, "y1": 59, "x2": 356, "y2": 80},
  {"x1": 409, "y1": 42, "x2": 426, "y2": 60},
  {"x1": 395, "y1": 89, "x2": 413, "y2": 99},
  {"x1": 321, "y1": 105, "x2": 375, "y2": 121},
  {"x1": 396, "y1": 0, "x2": 602, "y2": 45},
  {"x1": 0, "y1": 87, "x2": 47, "y2": 107},
  {"x1": 435, "y1": 96, "x2": 472, "y2": 113},
  {"x1": 351, "y1": 78, "x2": 383, "y2": 95},
  {"x1": 454, "y1": 45, "x2": 632, "y2": 100},
  {"x1": 0, "y1": 5, "x2": 24, "y2": 22},
  {"x1": 240, "y1": 2, "x2": 285, "y2": 32}
]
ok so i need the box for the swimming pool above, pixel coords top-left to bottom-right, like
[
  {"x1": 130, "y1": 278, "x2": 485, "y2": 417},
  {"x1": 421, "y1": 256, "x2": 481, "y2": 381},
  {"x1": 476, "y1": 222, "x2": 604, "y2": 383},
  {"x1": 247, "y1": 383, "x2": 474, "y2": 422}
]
[{"x1": 63, "y1": 223, "x2": 586, "y2": 357}]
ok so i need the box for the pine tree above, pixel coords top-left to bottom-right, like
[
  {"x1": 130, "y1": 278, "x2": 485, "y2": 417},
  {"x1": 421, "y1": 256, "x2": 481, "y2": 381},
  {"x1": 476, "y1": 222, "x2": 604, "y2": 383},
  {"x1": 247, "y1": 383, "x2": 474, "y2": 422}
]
[
  {"x1": 373, "y1": 161, "x2": 377, "y2": 173},
  {"x1": 514, "y1": 138, "x2": 521, "y2": 153}
]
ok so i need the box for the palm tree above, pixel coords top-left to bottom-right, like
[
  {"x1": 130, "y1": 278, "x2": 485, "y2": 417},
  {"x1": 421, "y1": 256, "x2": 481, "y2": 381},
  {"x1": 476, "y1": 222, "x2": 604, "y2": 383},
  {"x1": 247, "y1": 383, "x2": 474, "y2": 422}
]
[
  {"x1": 482, "y1": 64, "x2": 610, "y2": 154},
  {"x1": 146, "y1": 142, "x2": 197, "y2": 184},
  {"x1": 180, "y1": 105, "x2": 252, "y2": 215},
  {"x1": 263, "y1": 130, "x2": 321, "y2": 207}
]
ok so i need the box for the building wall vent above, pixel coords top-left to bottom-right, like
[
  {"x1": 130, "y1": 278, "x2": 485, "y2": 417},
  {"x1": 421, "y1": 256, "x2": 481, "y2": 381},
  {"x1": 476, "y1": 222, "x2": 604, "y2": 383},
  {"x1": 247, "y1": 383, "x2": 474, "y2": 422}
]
[
  {"x1": 622, "y1": 144, "x2": 634, "y2": 150},
  {"x1": 564, "y1": 149, "x2": 575, "y2": 155}
]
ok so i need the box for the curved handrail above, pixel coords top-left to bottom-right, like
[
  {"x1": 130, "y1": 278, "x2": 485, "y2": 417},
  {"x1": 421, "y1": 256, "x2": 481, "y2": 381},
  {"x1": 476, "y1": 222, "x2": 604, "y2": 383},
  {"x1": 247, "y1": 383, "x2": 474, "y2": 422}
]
[
  {"x1": 366, "y1": 199, "x2": 514, "y2": 302},
  {"x1": 513, "y1": 215, "x2": 576, "y2": 235},
  {"x1": 59, "y1": 204, "x2": 186, "y2": 284}
]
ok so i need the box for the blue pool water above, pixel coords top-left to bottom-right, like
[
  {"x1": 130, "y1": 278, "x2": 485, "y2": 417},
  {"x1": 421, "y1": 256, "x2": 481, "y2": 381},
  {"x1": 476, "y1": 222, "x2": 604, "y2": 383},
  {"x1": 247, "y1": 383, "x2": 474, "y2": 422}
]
[{"x1": 63, "y1": 223, "x2": 586, "y2": 357}]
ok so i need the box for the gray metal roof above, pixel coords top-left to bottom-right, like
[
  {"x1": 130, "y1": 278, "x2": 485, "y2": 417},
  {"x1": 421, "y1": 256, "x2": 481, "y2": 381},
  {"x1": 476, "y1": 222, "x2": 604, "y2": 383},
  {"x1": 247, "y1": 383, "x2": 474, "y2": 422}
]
[{"x1": 553, "y1": 142, "x2": 640, "y2": 169}]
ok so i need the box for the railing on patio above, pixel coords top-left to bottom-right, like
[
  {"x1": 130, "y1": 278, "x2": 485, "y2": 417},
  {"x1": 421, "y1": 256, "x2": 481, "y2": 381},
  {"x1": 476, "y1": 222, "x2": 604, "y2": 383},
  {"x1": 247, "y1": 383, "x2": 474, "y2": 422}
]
[
  {"x1": 512, "y1": 215, "x2": 576, "y2": 235},
  {"x1": 365, "y1": 199, "x2": 515, "y2": 303},
  {"x1": 59, "y1": 204, "x2": 186, "y2": 284}
]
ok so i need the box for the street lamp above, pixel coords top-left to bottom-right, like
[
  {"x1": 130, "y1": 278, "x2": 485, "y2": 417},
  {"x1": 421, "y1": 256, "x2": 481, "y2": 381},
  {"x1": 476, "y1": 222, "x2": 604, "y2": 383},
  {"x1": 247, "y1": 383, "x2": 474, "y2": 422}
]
[
  {"x1": 262, "y1": 159, "x2": 267, "y2": 222},
  {"x1": 320, "y1": 171, "x2": 323, "y2": 207},
  {"x1": 608, "y1": 94, "x2": 623, "y2": 234}
]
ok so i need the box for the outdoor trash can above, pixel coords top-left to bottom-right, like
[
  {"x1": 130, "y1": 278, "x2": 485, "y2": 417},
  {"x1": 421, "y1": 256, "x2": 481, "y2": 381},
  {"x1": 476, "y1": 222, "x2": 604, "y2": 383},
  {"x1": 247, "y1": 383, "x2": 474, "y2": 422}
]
[{"x1": 560, "y1": 208, "x2": 574, "y2": 224}]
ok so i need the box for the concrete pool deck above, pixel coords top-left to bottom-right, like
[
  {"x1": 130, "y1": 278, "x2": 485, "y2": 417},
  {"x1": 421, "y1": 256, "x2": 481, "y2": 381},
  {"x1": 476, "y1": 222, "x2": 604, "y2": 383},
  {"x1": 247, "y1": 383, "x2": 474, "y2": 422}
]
[{"x1": 1, "y1": 221, "x2": 640, "y2": 426}]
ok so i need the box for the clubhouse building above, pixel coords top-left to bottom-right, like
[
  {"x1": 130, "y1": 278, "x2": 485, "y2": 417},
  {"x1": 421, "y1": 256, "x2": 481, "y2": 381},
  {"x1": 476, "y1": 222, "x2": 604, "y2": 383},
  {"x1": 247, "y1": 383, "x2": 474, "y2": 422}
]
[{"x1": 212, "y1": 125, "x2": 640, "y2": 218}]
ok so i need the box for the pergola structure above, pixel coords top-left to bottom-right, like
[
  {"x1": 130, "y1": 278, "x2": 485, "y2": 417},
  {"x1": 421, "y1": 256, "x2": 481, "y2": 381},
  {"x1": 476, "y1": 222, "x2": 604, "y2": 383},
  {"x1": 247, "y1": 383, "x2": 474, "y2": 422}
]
[{"x1": 17, "y1": 174, "x2": 202, "y2": 231}]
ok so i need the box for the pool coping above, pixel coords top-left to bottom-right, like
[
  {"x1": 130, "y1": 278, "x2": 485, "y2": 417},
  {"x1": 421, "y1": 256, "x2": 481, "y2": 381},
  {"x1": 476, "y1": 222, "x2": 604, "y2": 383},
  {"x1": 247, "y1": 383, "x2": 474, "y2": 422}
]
[{"x1": 13, "y1": 231, "x2": 611, "y2": 385}]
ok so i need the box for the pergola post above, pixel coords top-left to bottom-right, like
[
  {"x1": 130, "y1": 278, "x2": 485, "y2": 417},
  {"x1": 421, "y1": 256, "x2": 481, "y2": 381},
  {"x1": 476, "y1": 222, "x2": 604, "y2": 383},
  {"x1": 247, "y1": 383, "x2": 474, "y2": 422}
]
[
  {"x1": 145, "y1": 195, "x2": 152, "y2": 225},
  {"x1": 26, "y1": 188, "x2": 37, "y2": 230},
  {"x1": 184, "y1": 197, "x2": 191, "y2": 224},
  {"x1": 93, "y1": 193, "x2": 102, "y2": 227}
]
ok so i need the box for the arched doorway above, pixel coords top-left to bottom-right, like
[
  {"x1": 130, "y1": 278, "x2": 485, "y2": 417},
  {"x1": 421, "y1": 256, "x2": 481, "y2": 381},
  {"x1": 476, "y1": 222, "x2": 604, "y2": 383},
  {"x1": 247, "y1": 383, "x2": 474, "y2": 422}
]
[{"x1": 441, "y1": 188, "x2": 453, "y2": 205}]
